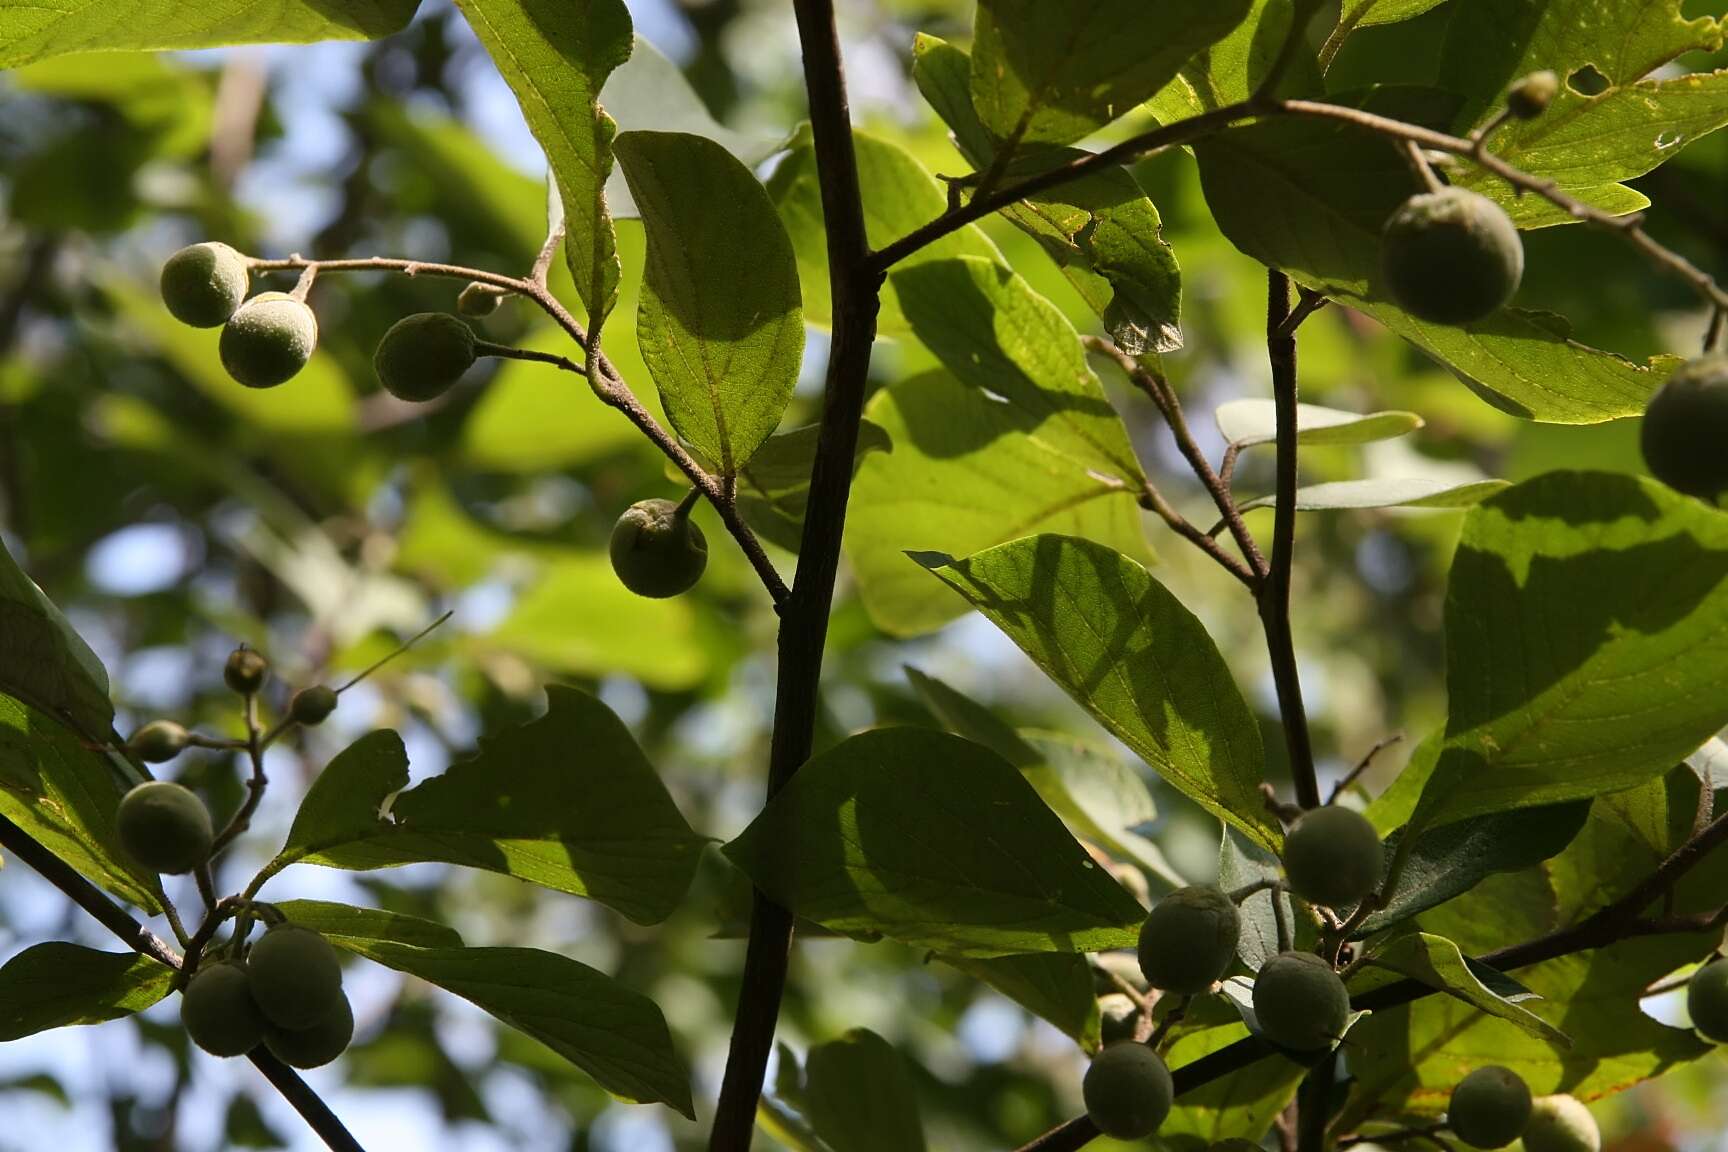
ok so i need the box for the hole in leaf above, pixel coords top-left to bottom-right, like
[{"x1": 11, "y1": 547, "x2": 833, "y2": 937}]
[{"x1": 1567, "y1": 64, "x2": 1610, "y2": 96}]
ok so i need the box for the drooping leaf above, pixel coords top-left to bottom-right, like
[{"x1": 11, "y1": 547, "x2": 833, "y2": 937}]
[
  {"x1": 615, "y1": 130, "x2": 803, "y2": 475},
  {"x1": 0, "y1": 0, "x2": 420, "y2": 67},
  {"x1": 1235, "y1": 477, "x2": 1509, "y2": 513},
  {"x1": 803, "y1": 1030, "x2": 927, "y2": 1152},
  {"x1": 723, "y1": 727, "x2": 1147, "y2": 957},
  {"x1": 1414, "y1": 472, "x2": 1728, "y2": 831},
  {"x1": 941, "y1": 952, "x2": 1102, "y2": 1049},
  {"x1": 917, "y1": 536, "x2": 1282, "y2": 852},
  {"x1": 0, "y1": 944, "x2": 173, "y2": 1040},
  {"x1": 1214, "y1": 400, "x2": 1423, "y2": 448},
  {"x1": 1352, "y1": 930, "x2": 1570, "y2": 1044},
  {"x1": 968, "y1": 0, "x2": 1254, "y2": 147},
  {"x1": 272, "y1": 899, "x2": 466, "y2": 951},
  {"x1": 0, "y1": 533, "x2": 112, "y2": 734},
  {"x1": 845, "y1": 368, "x2": 1150, "y2": 637},
  {"x1": 0, "y1": 693, "x2": 162, "y2": 913},
  {"x1": 266, "y1": 687, "x2": 706, "y2": 925},
  {"x1": 453, "y1": 0, "x2": 633, "y2": 323}
]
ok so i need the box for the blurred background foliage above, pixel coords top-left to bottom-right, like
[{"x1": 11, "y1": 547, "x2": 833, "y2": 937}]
[{"x1": 1, "y1": 1, "x2": 1726, "y2": 1149}]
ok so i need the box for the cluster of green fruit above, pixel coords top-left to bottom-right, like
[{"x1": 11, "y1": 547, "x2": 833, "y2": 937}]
[
  {"x1": 1445, "y1": 1068, "x2": 1601, "y2": 1152},
  {"x1": 181, "y1": 923, "x2": 354, "y2": 1068}
]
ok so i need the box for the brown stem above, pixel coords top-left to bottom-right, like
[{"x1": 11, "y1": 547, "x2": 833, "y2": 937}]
[
  {"x1": 211, "y1": 692, "x2": 267, "y2": 857},
  {"x1": 1328, "y1": 733, "x2": 1404, "y2": 805},
  {"x1": 706, "y1": 1, "x2": 882, "y2": 1148}
]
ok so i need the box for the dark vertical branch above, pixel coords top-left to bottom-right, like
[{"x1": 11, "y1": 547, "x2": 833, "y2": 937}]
[
  {"x1": 1260, "y1": 269, "x2": 1320, "y2": 811},
  {"x1": 1297, "y1": 1054, "x2": 1338, "y2": 1152},
  {"x1": 708, "y1": 2, "x2": 882, "y2": 1149}
]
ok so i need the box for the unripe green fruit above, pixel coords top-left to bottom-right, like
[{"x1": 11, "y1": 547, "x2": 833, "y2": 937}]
[
  {"x1": 1251, "y1": 951, "x2": 1350, "y2": 1053},
  {"x1": 1097, "y1": 993, "x2": 1139, "y2": 1045},
  {"x1": 1137, "y1": 885, "x2": 1241, "y2": 994},
  {"x1": 1282, "y1": 805, "x2": 1384, "y2": 909},
  {"x1": 1508, "y1": 71, "x2": 1559, "y2": 119},
  {"x1": 247, "y1": 924, "x2": 344, "y2": 1030},
  {"x1": 609, "y1": 498, "x2": 708, "y2": 598},
  {"x1": 1380, "y1": 187, "x2": 1524, "y2": 326},
  {"x1": 181, "y1": 961, "x2": 266, "y2": 1056},
  {"x1": 1082, "y1": 1042, "x2": 1173, "y2": 1140},
  {"x1": 220, "y1": 292, "x2": 318, "y2": 389},
  {"x1": 117, "y1": 780, "x2": 213, "y2": 874},
  {"x1": 160, "y1": 242, "x2": 250, "y2": 328},
  {"x1": 1449, "y1": 1065, "x2": 1532, "y2": 1148},
  {"x1": 373, "y1": 312, "x2": 478, "y2": 402},
  {"x1": 1521, "y1": 1096, "x2": 1600, "y2": 1152},
  {"x1": 457, "y1": 281, "x2": 502, "y2": 317},
  {"x1": 1640, "y1": 355, "x2": 1728, "y2": 500},
  {"x1": 264, "y1": 990, "x2": 354, "y2": 1069},
  {"x1": 128, "y1": 719, "x2": 190, "y2": 763},
  {"x1": 224, "y1": 646, "x2": 268, "y2": 695},
  {"x1": 290, "y1": 685, "x2": 338, "y2": 726},
  {"x1": 1686, "y1": 957, "x2": 1728, "y2": 1042}
]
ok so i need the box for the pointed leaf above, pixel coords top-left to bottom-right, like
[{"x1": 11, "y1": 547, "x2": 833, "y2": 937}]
[
  {"x1": 1214, "y1": 400, "x2": 1423, "y2": 448},
  {"x1": 723, "y1": 728, "x2": 1146, "y2": 957},
  {"x1": 272, "y1": 899, "x2": 465, "y2": 951},
  {"x1": 1353, "y1": 931, "x2": 1569, "y2": 1045},
  {"x1": 804, "y1": 1030, "x2": 927, "y2": 1152},
  {"x1": 941, "y1": 952, "x2": 1102, "y2": 1049},
  {"x1": 1236, "y1": 477, "x2": 1509, "y2": 513},
  {"x1": 0, "y1": 533, "x2": 112, "y2": 733},
  {"x1": 0, "y1": 944, "x2": 173, "y2": 1040}
]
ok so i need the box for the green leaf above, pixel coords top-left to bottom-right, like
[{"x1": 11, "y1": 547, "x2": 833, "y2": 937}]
[
  {"x1": 845, "y1": 368, "x2": 1150, "y2": 637},
  {"x1": 0, "y1": 693, "x2": 162, "y2": 913},
  {"x1": 803, "y1": 1030, "x2": 927, "y2": 1152},
  {"x1": 1214, "y1": 400, "x2": 1423, "y2": 448},
  {"x1": 1415, "y1": 472, "x2": 1728, "y2": 830},
  {"x1": 453, "y1": 0, "x2": 633, "y2": 323},
  {"x1": 0, "y1": 943, "x2": 173, "y2": 1040},
  {"x1": 969, "y1": 0, "x2": 1254, "y2": 147},
  {"x1": 1352, "y1": 930, "x2": 1570, "y2": 1045},
  {"x1": 941, "y1": 952, "x2": 1102, "y2": 1049},
  {"x1": 272, "y1": 899, "x2": 465, "y2": 950},
  {"x1": 1235, "y1": 477, "x2": 1510, "y2": 513},
  {"x1": 0, "y1": 0, "x2": 419, "y2": 67},
  {"x1": 1156, "y1": 998, "x2": 1306, "y2": 1146},
  {"x1": 723, "y1": 727, "x2": 1146, "y2": 957},
  {"x1": 615, "y1": 130, "x2": 803, "y2": 475},
  {"x1": 266, "y1": 687, "x2": 705, "y2": 925},
  {"x1": 1192, "y1": 88, "x2": 1673, "y2": 423},
  {"x1": 1219, "y1": 826, "x2": 1294, "y2": 972},
  {"x1": 0, "y1": 533, "x2": 111, "y2": 734},
  {"x1": 296, "y1": 915, "x2": 693, "y2": 1117},
  {"x1": 1149, "y1": 0, "x2": 1325, "y2": 121},
  {"x1": 917, "y1": 536, "x2": 1282, "y2": 853}
]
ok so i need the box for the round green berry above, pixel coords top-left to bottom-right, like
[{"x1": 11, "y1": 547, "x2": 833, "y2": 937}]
[
  {"x1": 1137, "y1": 885, "x2": 1241, "y2": 994},
  {"x1": 1640, "y1": 355, "x2": 1728, "y2": 501},
  {"x1": 1508, "y1": 71, "x2": 1559, "y2": 119},
  {"x1": 220, "y1": 292, "x2": 318, "y2": 389},
  {"x1": 1097, "y1": 993, "x2": 1139, "y2": 1045},
  {"x1": 1521, "y1": 1096, "x2": 1599, "y2": 1152},
  {"x1": 181, "y1": 961, "x2": 266, "y2": 1057},
  {"x1": 1282, "y1": 805, "x2": 1384, "y2": 909},
  {"x1": 1380, "y1": 187, "x2": 1524, "y2": 326},
  {"x1": 117, "y1": 780, "x2": 213, "y2": 874},
  {"x1": 1251, "y1": 951, "x2": 1350, "y2": 1053},
  {"x1": 289, "y1": 685, "x2": 338, "y2": 726},
  {"x1": 1082, "y1": 1041, "x2": 1173, "y2": 1140},
  {"x1": 609, "y1": 498, "x2": 708, "y2": 599},
  {"x1": 457, "y1": 281, "x2": 502, "y2": 317},
  {"x1": 247, "y1": 924, "x2": 344, "y2": 1030},
  {"x1": 373, "y1": 312, "x2": 478, "y2": 402},
  {"x1": 160, "y1": 242, "x2": 249, "y2": 328},
  {"x1": 1449, "y1": 1065, "x2": 1533, "y2": 1148},
  {"x1": 128, "y1": 719, "x2": 190, "y2": 763},
  {"x1": 1686, "y1": 957, "x2": 1728, "y2": 1043},
  {"x1": 264, "y1": 990, "x2": 354, "y2": 1069},
  {"x1": 224, "y1": 646, "x2": 268, "y2": 695}
]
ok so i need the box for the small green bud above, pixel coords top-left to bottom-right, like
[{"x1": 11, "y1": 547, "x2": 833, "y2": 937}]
[
  {"x1": 1507, "y1": 71, "x2": 1560, "y2": 119},
  {"x1": 1282, "y1": 805, "x2": 1384, "y2": 909},
  {"x1": 1521, "y1": 1096, "x2": 1600, "y2": 1152},
  {"x1": 128, "y1": 719, "x2": 190, "y2": 763},
  {"x1": 117, "y1": 780, "x2": 213, "y2": 874},
  {"x1": 220, "y1": 292, "x2": 318, "y2": 389},
  {"x1": 160, "y1": 242, "x2": 249, "y2": 328},
  {"x1": 373, "y1": 312, "x2": 478, "y2": 402},
  {"x1": 1640, "y1": 355, "x2": 1728, "y2": 501},
  {"x1": 181, "y1": 961, "x2": 266, "y2": 1056},
  {"x1": 457, "y1": 281, "x2": 503, "y2": 317},
  {"x1": 609, "y1": 497, "x2": 708, "y2": 598},
  {"x1": 263, "y1": 990, "x2": 354, "y2": 1069},
  {"x1": 1137, "y1": 885, "x2": 1240, "y2": 994},
  {"x1": 1083, "y1": 1042, "x2": 1173, "y2": 1140},
  {"x1": 1686, "y1": 957, "x2": 1728, "y2": 1043},
  {"x1": 1097, "y1": 993, "x2": 1139, "y2": 1045},
  {"x1": 1380, "y1": 187, "x2": 1524, "y2": 326},
  {"x1": 289, "y1": 685, "x2": 339, "y2": 726},
  {"x1": 223, "y1": 646, "x2": 268, "y2": 695},
  {"x1": 247, "y1": 924, "x2": 344, "y2": 1030},
  {"x1": 1448, "y1": 1065, "x2": 1533, "y2": 1148},
  {"x1": 1251, "y1": 951, "x2": 1350, "y2": 1053}
]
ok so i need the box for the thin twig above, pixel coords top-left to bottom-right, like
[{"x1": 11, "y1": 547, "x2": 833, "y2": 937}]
[
  {"x1": 530, "y1": 221, "x2": 565, "y2": 289},
  {"x1": 1147, "y1": 995, "x2": 1190, "y2": 1049},
  {"x1": 210, "y1": 690, "x2": 266, "y2": 858},
  {"x1": 475, "y1": 341, "x2": 586, "y2": 376},
  {"x1": 1328, "y1": 733, "x2": 1405, "y2": 805},
  {"x1": 332, "y1": 610, "x2": 454, "y2": 695},
  {"x1": 1400, "y1": 139, "x2": 1444, "y2": 193}
]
